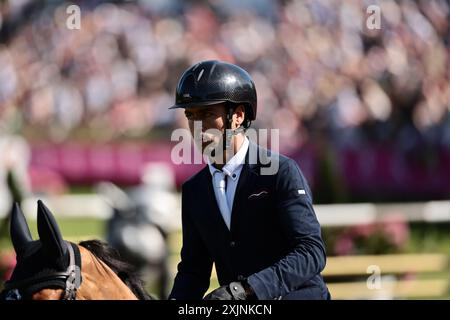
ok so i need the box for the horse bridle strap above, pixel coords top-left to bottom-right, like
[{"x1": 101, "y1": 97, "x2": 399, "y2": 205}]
[
  {"x1": 3, "y1": 242, "x2": 82, "y2": 300},
  {"x1": 63, "y1": 242, "x2": 82, "y2": 300}
]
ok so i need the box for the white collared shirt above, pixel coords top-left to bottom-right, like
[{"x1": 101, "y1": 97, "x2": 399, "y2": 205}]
[{"x1": 208, "y1": 137, "x2": 249, "y2": 230}]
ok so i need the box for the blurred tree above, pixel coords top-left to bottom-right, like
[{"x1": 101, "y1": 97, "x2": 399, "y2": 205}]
[
  {"x1": 0, "y1": 170, "x2": 24, "y2": 241},
  {"x1": 314, "y1": 137, "x2": 349, "y2": 204}
]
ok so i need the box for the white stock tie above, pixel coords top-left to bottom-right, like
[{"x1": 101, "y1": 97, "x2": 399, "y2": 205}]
[{"x1": 213, "y1": 171, "x2": 231, "y2": 230}]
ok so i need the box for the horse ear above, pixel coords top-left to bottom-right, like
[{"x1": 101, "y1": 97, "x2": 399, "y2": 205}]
[
  {"x1": 10, "y1": 202, "x2": 33, "y2": 254},
  {"x1": 37, "y1": 200, "x2": 68, "y2": 260}
]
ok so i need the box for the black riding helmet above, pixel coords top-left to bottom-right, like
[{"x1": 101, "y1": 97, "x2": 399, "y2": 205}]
[{"x1": 169, "y1": 60, "x2": 257, "y2": 123}]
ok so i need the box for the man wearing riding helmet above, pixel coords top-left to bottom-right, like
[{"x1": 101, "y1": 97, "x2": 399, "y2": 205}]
[{"x1": 168, "y1": 60, "x2": 330, "y2": 300}]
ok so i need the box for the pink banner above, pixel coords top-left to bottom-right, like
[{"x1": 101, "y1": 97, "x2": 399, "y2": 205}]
[{"x1": 29, "y1": 142, "x2": 450, "y2": 199}]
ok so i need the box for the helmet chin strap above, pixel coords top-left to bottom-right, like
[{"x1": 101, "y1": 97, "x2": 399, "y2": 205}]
[
  {"x1": 210, "y1": 107, "x2": 244, "y2": 163},
  {"x1": 223, "y1": 107, "x2": 244, "y2": 154}
]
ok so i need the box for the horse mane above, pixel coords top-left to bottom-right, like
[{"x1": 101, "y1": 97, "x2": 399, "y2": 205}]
[{"x1": 78, "y1": 240, "x2": 154, "y2": 300}]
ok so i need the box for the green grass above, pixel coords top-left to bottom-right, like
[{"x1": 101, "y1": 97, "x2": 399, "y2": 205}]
[{"x1": 406, "y1": 222, "x2": 450, "y2": 254}]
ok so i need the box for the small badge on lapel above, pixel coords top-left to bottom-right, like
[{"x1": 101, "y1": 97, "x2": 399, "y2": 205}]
[{"x1": 298, "y1": 189, "x2": 306, "y2": 195}]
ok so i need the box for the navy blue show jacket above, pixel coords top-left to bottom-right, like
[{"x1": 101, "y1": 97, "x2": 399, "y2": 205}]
[{"x1": 169, "y1": 142, "x2": 330, "y2": 300}]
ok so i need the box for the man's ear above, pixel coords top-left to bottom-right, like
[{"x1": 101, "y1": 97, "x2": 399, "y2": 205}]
[{"x1": 233, "y1": 105, "x2": 245, "y2": 128}]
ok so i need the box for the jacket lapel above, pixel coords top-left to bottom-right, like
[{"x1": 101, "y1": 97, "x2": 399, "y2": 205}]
[{"x1": 230, "y1": 142, "x2": 260, "y2": 234}]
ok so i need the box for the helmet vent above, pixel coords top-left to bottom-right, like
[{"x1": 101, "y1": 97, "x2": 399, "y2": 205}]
[{"x1": 197, "y1": 69, "x2": 204, "y2": 81}]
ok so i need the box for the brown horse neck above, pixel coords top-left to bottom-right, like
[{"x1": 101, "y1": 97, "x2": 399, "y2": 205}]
[{"x1": 75, "y1": 245, "x2": 138, "y2": 300}]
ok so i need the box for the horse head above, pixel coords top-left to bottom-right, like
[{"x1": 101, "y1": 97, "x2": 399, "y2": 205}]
[{"x1": 1, "y1": 200, "x2": 151, "y2": 300}]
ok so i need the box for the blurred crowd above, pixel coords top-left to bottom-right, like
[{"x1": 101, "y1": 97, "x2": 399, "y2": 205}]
[{"x1": 0, "y1": 0, "x2": 449, "y2": 154}]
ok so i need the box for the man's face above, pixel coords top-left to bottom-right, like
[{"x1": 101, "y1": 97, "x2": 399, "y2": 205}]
[{"x1": 184, "y1": 104, "x2": 227, "y2": 154}]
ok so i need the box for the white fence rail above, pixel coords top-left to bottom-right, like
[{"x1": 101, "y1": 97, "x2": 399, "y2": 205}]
[{"x1": 1, "y1": 194, "x2": 449, "y2": 227}]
